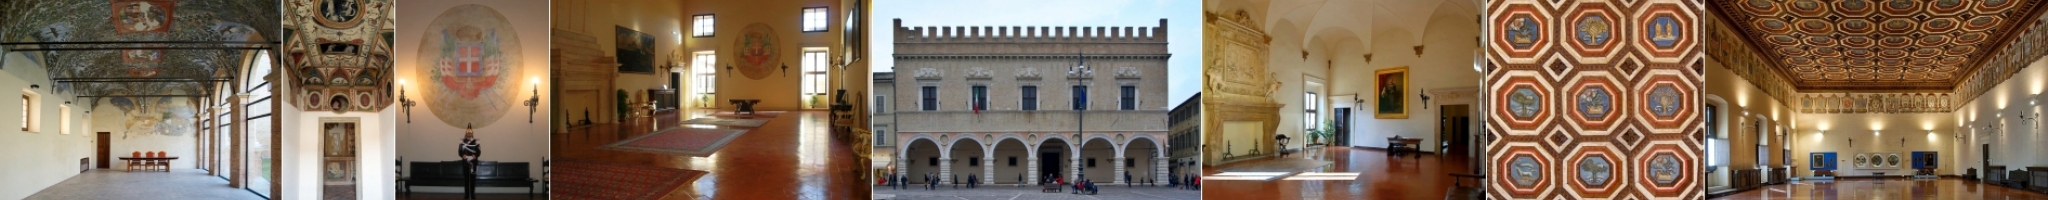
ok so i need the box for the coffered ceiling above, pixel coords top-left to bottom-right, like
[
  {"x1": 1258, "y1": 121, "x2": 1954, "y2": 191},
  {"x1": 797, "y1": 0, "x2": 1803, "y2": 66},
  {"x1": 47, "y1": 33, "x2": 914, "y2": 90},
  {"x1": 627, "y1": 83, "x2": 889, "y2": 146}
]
[{"x1": 1711, "y1": 0, "x2": 2048, "y2": 91}]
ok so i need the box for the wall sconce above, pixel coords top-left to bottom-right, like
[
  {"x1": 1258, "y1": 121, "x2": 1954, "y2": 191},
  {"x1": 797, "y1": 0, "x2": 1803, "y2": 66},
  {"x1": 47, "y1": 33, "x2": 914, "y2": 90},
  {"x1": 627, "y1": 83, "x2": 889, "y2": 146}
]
[
  {"x1": 526, "y1": 77, "x2": 541, "y2": 123},
  {"x1": 29, "y1": 84, "x2": 38, "y2": 89},
  {"x1": 781, "y1": 63, "x2": 790, "y2": 77},
  {"x1": 1354, "y1": 97, "x2": 1364, "y2": 111},
  {"x1": 398, "y1": 79, "x2": 417, "y2": 123},
  {"x1": 725, "y1": 65, "x2": 734, "y2": 77},
  {"x1": 1419, "y1": 88, "x2": 1432, "y2": 109}
]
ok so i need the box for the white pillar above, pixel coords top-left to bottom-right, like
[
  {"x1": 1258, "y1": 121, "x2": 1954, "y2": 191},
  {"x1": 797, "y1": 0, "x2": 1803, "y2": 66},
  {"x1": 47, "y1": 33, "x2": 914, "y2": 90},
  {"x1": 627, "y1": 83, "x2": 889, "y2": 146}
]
[
  {"x1": 1157, "y1": 156, "x2": 1170, "y2": 185},
  {"x1": 983, "y1": 157, "x2": 995, "y2": 185},
  {"x1": 939, "y1": 157, "x2": 952, "y2": 185},
  {"x1": 1114, "y1": 156, "x2": 1126, "y2": 184},
  {"x1": 1027, "y1": 157, "x2": 1040, "y2": 185}
]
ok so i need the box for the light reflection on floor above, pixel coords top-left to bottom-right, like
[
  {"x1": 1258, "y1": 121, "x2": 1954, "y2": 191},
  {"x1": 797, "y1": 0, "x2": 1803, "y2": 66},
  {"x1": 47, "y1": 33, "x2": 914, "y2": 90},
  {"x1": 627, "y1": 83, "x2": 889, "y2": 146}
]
[
  {"x1": 1201, "y1": 147, "x2": 1474, "y2": 199},
  {"x1": 1713, "y1": 178, "x2": 2048, "y2": 200},
  {"x1": 552, "y1": 109, "x2": 863, "y2": 199}
]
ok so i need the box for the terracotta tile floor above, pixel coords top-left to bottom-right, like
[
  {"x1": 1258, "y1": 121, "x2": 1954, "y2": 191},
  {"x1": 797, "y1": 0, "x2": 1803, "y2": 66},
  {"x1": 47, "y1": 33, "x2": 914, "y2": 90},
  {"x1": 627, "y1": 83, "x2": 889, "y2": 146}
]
[
  {"x1": 1202, "y1": 147, "x2": 1477, "y2": 199},
  {"x1": 551, "y1": 109, "x2": 866, "y2": 200},
  {"x1": 1713, "y1": 178, "x2": 2048, "y2": 200}
]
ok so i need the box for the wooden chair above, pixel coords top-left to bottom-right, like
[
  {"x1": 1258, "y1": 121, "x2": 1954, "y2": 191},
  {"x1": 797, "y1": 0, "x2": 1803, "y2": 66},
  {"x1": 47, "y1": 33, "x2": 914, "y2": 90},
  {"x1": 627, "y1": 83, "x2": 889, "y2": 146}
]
[{"x1": 127, "y1": 151, "x2": 141, "y2": 171}]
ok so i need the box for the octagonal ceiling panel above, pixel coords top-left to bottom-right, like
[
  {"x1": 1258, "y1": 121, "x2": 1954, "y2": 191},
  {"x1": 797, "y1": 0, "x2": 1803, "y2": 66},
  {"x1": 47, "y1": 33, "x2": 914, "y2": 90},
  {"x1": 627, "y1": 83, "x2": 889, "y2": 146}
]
[{"x1": 1711, "y1": 0, "x2": 2048, "y2": 91}]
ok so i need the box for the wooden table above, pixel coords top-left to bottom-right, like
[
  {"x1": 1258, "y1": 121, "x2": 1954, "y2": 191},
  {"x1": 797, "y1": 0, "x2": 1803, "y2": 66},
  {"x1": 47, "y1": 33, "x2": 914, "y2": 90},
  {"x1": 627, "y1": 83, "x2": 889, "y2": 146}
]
[
  {"x1": 118, "y1": 157, "x2": 178, "y2": 172},
  {"x1": 1387, "y1": 138, "x2": 1423, "y2": 158},
  {"x1": 730, "y1": 99, "x2": 762, "y2": 114}
]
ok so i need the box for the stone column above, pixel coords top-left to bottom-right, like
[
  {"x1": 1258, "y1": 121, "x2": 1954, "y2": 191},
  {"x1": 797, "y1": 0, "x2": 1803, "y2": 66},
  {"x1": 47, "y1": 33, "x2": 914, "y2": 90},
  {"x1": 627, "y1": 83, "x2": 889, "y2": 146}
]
[
  {"x1": 1027, "y1": 157, "x2": 1039, "y2": 185},
  {"x1": 1157, "y1": 156, "x2": 1170, "y2": 185},
  {"x1": 983, "y1": 157, "x2": 995, "y2": 185},
  {"x1": 229, "y1": 95, "x2": 247, "y2": 187},
  {"x1": 939, "y1": 157, "x2": 953, "y2": 185},
  {"x1": 1114, "y1": 156, "x2": 1126, "y2": 184},
  {"x1": 210, "y1": 106, "x2": 227, "y2": 175},
  {"x1": 1070, "y1": 157, "x2": 1081, "y2": 183}
]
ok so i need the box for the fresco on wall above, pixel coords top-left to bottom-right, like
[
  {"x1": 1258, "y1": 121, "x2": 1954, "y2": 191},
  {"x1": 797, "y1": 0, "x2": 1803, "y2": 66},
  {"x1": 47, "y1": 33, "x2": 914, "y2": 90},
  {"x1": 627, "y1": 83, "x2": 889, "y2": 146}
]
[
  {"x1": 1485, "y1": 0, "x2": 1703, "y2": 199},
  {"x1": 615, "y1": 26, "x2": 657, "y2": 74},
  {"x1": 734, "y1": 23, "x2": 781, "y2": 80},
  {"x1": 416, "y1": 4, "x2": 523, "y2": 128},
  {"x1": 109, "y1": 97, "x2": 193, "y2": 138}
]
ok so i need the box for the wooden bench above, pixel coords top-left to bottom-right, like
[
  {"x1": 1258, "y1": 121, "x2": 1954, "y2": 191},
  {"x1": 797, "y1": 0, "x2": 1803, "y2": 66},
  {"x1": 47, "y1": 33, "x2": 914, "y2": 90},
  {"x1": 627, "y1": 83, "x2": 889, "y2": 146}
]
[
  {"x1": 404, "y1": 161, "x2": 539, "y2": 197},
  {"x1": 1042, "y1": 183, "x2": 1063, "y2": 193}
]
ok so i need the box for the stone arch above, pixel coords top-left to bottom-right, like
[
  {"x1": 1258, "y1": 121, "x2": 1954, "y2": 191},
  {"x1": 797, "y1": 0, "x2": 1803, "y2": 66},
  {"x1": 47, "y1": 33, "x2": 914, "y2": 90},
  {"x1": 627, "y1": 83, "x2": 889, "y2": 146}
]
[
  {"x1": 1082, "y1": 133, "x2": 1119, "y2": 158},
  {"x1": 1124, "y1": 133, "x2": 1167, "y2": 158},
  {"x1": 946, "y1": 133, "x2": 987, "y2": 158},
  {"x1": 994, "y1": 133, "x2": 1032, "y2": 155},
  {"x1": 901, "y1": 133, "x2": 941, "y2": 158},
  {"x1": 1036, "y1": 133, "x2": 1076, "y2": 155}
]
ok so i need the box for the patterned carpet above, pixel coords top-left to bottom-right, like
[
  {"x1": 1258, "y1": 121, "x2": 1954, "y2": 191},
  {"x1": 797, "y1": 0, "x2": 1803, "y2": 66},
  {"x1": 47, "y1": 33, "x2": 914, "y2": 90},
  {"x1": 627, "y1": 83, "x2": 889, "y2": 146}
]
[
  {"x1": 600, "y1": 128, "x2": 749, "y2": 157},
  {"x1": 681, "y1": 118, "x2": 769, "y2": 127},
  {"x1": 710, "y1": 110, "x2": 784, "y2": 118},
  {"x1": 550, "y1": 159, "x2": 706, "y2": 200}
]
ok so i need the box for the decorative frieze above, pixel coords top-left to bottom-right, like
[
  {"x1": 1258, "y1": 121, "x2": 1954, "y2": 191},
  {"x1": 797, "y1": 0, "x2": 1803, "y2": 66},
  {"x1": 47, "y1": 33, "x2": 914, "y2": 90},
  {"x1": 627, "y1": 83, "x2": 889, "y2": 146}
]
[{"x1": 1797, "y1": 93, "x2": 1954, "y2": 114}]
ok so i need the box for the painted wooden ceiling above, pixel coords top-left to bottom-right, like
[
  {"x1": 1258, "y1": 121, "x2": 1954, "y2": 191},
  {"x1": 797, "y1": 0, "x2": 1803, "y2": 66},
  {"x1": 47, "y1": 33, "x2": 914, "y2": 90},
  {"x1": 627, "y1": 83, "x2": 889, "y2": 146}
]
[
  {"x1": 281, "y1": 0, "x2": 392, "y2": 112},
  {"x1": 1711, "y1": 0, "x2": 2048, "y2": 91},
  {"x1": 1, "y1": 0, "x2": 279, "y2": 97}
]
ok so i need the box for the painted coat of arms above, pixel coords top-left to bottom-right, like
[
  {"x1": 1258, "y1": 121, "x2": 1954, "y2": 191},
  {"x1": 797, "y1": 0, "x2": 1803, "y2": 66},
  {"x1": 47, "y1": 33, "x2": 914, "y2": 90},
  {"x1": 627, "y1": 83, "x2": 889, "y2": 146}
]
[
  {"x1": 734, "y1": 23, "x2": 780, "y2": 80},
  {"x1": 417, "y1": 4, "x2": 523, "y2": 128}
]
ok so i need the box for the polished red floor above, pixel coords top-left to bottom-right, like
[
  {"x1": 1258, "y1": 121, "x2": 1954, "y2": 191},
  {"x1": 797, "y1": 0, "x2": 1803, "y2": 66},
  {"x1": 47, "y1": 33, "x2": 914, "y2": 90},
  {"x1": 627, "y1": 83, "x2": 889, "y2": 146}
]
[
  {"x1": 1714, "y1": 178, "x2": 2048, "y2": 200},
  {"x1": 551, "y1": 109, "x2": 866, "y2": 199},
  {"x1": 1202, "y1": 147, "x2": 1475, "y2": 199}
]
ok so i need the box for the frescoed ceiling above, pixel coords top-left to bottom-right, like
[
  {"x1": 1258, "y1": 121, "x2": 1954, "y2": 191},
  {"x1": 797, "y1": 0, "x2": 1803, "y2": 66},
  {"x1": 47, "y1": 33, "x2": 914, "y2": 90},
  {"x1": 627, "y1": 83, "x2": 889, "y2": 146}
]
[
  {"x1": 0, "y1": 0, "x2": 279, "y2": 98},
  {"x1": 1710, "y1": 0, "x2": 2048, "y2": 91},
  {"x1": 281, "y1": 0, "x2": 393, "y2": 112}
]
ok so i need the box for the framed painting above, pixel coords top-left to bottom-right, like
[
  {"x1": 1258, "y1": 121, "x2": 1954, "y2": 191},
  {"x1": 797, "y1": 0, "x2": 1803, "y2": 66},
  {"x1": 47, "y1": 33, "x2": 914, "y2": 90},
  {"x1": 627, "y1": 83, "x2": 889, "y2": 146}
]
[
  {"x1": 1853, "y1": 153, "x2": 1869, "y2": 168},
  {"x1": 1373, "y1": 67, "x2": 1408, "y2": 119},
  {"x1": 616, "y1": 26, "x2": 657, "y2": 74},
  {"x1": 1809, "y1": 152, "x2": 1834, "y2": 170},
  {"x1": 111, "y1": 0, "x2": 175, "y2": 34},
  {"x1": 319, "y1": 117, "x2": 359, "y2": 199}
]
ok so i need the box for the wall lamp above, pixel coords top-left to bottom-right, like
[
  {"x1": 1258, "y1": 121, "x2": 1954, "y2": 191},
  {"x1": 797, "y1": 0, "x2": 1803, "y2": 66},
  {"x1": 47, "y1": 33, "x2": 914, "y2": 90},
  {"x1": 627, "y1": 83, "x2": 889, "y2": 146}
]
[
  {"x1": 398, "y1": 79, "x2": 417, "y2": 123},
  {"x1": 526, "y1": 77, "x2": 540, "y2": 123}
]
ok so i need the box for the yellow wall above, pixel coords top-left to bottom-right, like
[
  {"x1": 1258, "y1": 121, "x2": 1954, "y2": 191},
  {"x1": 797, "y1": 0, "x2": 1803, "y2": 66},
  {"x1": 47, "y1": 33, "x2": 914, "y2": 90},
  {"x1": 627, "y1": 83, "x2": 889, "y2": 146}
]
[{"x1": 553, "y1": 0, "x2": 844, "y2": 111}]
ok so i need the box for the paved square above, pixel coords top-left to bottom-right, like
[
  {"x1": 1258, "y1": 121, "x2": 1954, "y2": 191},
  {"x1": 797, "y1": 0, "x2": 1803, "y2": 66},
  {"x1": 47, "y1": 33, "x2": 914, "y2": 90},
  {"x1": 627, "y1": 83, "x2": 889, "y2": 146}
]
[{"x1": 874, "y1": 185, "x2": 1200, "y2": 200}]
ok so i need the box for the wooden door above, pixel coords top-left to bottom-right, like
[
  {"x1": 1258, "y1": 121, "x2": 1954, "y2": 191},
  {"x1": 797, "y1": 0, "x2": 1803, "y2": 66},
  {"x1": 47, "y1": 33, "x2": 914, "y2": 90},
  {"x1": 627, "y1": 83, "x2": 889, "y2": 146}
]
[{"x1": 96, "y1": 132, "x2": 110, "y2": 168}]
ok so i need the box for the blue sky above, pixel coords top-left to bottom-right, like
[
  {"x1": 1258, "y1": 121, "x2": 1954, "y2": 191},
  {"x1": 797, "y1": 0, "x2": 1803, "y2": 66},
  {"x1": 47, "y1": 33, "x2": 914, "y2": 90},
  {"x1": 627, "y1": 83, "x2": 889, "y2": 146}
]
[{"x1": 870, "y1": 0, "x2": 1201, "y2": 107}]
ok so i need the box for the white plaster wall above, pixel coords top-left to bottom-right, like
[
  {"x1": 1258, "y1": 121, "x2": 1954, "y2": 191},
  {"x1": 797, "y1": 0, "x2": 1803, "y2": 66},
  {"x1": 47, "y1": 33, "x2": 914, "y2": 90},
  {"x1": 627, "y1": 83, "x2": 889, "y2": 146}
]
[
  {"x1": 0, "y1": 53, "x2": 96, "y2": 199},
  {"x1": 1955, "y1": 55, "x2": 2048, "y2": 176},
  {"x1": 395, "y1": 0, "x2": 554, "y2": 194},
  {"x1": 1335, "y1": 12, "x2": 1482, "y2": 152},
  {"x1": 1702, "y1": 58, "x2": 1798, "y2": 170},
  {"x1": 1791, "y1": 112, "x2": 1956, "y2": 176},
  {"x1": 88, "y1": 100, "x2": 199, "y2": 170},
  {"x1": 276, "y1": 42, "x2": 401, "y2": 199}
]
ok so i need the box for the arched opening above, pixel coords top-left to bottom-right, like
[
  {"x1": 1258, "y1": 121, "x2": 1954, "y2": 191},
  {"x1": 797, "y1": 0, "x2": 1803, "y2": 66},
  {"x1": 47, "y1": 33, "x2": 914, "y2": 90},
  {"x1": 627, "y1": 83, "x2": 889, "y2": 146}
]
[
  {"x1": 904, "y1": 138, "x2": 941, "y2": 184},
  {"x1": 1126, "y1": 137, "x2": 1161, "y2": 184},
  {"x1": 1038, "y1": 137, "x2": 1072, "y2": 183},
  {"x1": 948, "y1": 138, "x2": 986, "y2": 184},
  {"x1": 1080, "y1": 137, "x2": 1117, "y2": 183},
  {"x1": 992, "y1": 138, "x2": 1031, "y2": 184}
]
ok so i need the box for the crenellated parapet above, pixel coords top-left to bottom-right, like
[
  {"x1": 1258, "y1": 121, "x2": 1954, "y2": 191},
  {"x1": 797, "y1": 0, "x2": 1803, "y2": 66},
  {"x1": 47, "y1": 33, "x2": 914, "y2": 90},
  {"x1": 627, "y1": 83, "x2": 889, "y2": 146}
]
[{"x1": 892, "y1": 19, "x2": 1168, "y2": 43}]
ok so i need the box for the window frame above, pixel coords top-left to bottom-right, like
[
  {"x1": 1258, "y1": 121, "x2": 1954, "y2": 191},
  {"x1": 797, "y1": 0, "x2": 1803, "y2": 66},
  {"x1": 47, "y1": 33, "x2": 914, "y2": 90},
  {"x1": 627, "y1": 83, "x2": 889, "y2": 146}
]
[
  {"x1": 691, "y1": 14, "x2": 716, "y2": 37},
  {"x1": 1120, "y1": 85, "x2": 1136, "y2": 110},
  {"x1": 1020, "y1": 85, "x2": 1038, "y2": 111},
  {"x1": 921, "y1": 86, "x2": 939, "y2": 111},
  {"x1": 1072, "y1": 85, "x2": 1089, "y2": 110},
  {"x1": 1306, "y1": 92, "x2": 1319, "y2": 131},
  {"x1": 971, "y1": 85, "x2": 987, "y2": 111},
  {"x1": 801, "y1": 7, "x2": 829, "y2": 32},
  {"x1": 693, "y1": 51, "x2": 718, "y2": 108}
]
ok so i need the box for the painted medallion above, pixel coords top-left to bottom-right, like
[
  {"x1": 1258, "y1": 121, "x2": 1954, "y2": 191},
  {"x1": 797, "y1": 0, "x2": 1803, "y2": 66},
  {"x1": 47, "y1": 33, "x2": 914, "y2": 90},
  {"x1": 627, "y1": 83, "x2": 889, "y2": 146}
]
[
  {"x1": 1647, "y1": 16, "x2": 1681, "y2": 48},
  {"x1": 1577, "y1": 87, "x2": 1611, "y2": 119},
  {"x1": 1886, "y1": 153, "x2": 1901, "y2": 167},
  {"x1": 1506, "y1": 16, "x2": 1541, "y2": 49},
  {"x1": 1577, "y1": 15, "x2": 1610, "y2": 46},
  {"x1": 416, "y1": 4, "x2": 523, "y2": 128},
  {"x1": 1511, "y1": 156, "x2": 1541, "y2": 186},
  {"x1": 1509, "y1": 87, "x2": 1541, "y2": 118},
  {"x1": 1648, "y1": 154, "x2": 1680, "y2": 184},
  {"x1": 1579, "y1": 155, "x2": 1612, "y2": 186},
  {"x1": 735, "y1": 23, "x2": 781, "y2": 80},
  {"x1": 1647, "y1": 85, "x2": 1681, "y2": 117},
  {"x1": 112, "y1": 0, "x2": 173, "y2": 34}
]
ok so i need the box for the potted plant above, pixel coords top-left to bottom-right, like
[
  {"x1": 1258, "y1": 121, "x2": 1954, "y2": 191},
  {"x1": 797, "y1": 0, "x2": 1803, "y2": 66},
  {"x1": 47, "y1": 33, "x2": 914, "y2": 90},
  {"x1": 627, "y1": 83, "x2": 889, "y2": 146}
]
[{"x1": 1306, "y1": 120, "x2": 1335, "y2": 146}]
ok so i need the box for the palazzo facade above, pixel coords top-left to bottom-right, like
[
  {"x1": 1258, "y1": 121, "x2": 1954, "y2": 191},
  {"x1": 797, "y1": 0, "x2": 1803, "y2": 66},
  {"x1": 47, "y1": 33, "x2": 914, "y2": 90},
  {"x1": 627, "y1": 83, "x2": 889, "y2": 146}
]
[{"x1": 882, "y1": 19, "x2": 1172, "y2": 185}]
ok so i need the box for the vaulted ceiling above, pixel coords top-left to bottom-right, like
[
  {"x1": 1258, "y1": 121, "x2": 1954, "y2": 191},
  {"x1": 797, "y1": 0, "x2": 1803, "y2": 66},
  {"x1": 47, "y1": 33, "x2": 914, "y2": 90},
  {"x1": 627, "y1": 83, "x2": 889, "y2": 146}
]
[
  {"x1": 0, "y1": 0, "x2": 278, "y2": 98},
  {"x1": 281, "y1": 0, "x2": 392, "y2": 113},
  {"x1": 1711, "y1": 0, "x2": 2048, "y2": 91},
  {"x1": 1205, "y1": 0, "x2": 1482, "y2": 56}
]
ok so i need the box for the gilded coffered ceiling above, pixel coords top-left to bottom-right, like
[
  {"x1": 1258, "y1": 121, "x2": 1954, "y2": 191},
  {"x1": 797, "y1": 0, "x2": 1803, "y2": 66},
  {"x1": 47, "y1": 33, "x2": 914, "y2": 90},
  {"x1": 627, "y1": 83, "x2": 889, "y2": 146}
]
[
  {"x1": 1711, "y1": 0, "x2": 2048, "y2": 91},
  {"x1": 281, "y1": 0, "x2": 393, "y2": 112},
  {"x1": 0, "y1": 0, "x2": 279, "y2": 97}
]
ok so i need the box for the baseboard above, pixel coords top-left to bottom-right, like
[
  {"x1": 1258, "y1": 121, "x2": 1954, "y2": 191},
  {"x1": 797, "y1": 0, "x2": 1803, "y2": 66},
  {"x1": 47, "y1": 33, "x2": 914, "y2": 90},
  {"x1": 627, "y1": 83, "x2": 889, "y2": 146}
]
[{"x1": 1352, "y1": 146, "x2": 1440, "y2": 154}]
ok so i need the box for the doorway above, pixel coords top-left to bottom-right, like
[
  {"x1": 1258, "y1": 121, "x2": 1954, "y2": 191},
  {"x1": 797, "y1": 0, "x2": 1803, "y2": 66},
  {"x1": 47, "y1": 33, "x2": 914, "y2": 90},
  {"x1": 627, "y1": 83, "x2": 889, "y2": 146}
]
[
  {"x1": 1438, "y1": 105, "x2": 1472, "y2": 172},
  {"x1": 1039, "y1": 152, "x2": 1062, "y2": 182},
  {"x1": 1334, "y1": 108, "x2": 1351, "y2": 147},
  {"x1": 96, "y1": 132, "x2": 110, "y2": 168},
  {"x1": 1983, "y1": 143, "x2": 1991, "y2": 180}
]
